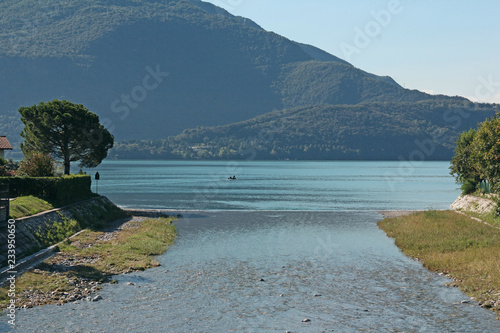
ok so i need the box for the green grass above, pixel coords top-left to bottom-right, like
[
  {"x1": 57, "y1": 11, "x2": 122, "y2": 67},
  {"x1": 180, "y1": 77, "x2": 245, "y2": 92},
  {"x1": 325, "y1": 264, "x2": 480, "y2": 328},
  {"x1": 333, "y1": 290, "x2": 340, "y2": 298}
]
[
  {"x1": 463, "y1": 210, "x2": 500, "y2": 229},
  {"x1": 0, "y1": 217, "x2": 177, "y2": 309},
  {"x1": 9, "y1": 196, "x2": 56, "y2": 219},
  {"x1": 60, "y1": 218, "x2": 177, "y2": 273},
  {"x1": 379, "y1": 211, "x2": 500, "y2": 318}
]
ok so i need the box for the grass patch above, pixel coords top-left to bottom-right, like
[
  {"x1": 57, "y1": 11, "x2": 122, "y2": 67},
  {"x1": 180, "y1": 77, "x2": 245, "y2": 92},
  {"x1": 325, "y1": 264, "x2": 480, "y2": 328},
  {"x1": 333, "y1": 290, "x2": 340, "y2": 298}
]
[
  {"x1": 0, "y1": 217, "x2": 177, "y2": 309},
  {"x1": 9, "y1": 196, "x2": 56, "y2": 219},
  {"x1": 378, "y1": 210, "x2": 500, "y2": 318},
  {"x1": 463, "y1": 210, "x2": 500, "y2": 229}
]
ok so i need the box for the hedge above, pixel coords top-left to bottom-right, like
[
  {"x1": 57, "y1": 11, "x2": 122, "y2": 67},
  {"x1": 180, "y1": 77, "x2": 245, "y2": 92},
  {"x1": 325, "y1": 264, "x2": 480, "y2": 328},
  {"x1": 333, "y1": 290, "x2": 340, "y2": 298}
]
[{"x1": 0, "y1": 175, "x2": 92, "y2": 205}]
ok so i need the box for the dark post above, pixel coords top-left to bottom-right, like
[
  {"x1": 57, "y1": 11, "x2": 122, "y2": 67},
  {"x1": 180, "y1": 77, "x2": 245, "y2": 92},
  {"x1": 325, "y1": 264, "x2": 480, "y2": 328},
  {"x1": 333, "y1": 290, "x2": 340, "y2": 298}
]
[
  {"x1": 0, "y1": 182, "x2": 9, "y2": 223},
  {"x1": 95, "y1": 172, "x2": 100, "y2": 194}
]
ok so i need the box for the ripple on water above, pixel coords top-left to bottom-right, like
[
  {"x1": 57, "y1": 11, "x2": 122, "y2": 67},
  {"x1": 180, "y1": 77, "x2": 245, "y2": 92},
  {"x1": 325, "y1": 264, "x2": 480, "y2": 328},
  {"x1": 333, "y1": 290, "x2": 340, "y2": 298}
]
[{"x1": 14, "y1": 211, "x2": 500, "y2": 332}]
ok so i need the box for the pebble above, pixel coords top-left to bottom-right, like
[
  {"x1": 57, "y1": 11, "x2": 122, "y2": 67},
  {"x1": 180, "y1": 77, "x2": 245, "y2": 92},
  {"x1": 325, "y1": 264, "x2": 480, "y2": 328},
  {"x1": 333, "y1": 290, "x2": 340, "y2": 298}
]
[{"x1": 92, "y1": 295, "x2": 103, "y2": 302}]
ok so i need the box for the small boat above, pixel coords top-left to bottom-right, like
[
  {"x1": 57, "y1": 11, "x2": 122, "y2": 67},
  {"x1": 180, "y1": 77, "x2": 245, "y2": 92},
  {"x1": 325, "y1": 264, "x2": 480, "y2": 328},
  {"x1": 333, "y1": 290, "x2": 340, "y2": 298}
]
[{"x1": 228, "y1": 176, "x2": 237, "y2": 180}]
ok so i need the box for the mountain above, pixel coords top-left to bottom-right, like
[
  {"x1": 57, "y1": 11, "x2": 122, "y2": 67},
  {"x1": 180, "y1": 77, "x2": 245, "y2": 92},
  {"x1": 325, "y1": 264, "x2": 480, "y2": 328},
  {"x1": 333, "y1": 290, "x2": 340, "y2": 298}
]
[
  {"x1": 0, "y1": 0, "x2": 497, "y2": 160},
  {"x1": 110, "y1": 101, "x2": 498, "y2": 160}
]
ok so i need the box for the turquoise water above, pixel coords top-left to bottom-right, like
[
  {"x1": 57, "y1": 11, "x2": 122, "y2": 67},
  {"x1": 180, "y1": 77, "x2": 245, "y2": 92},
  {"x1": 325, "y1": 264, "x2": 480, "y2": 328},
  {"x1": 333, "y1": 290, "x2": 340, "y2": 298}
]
[
  {"x1": 89, "y1": 160, "x2": 460, "y2": 211},
  {"x1": 10, "y1": 161, "x2": 500, "y2": 332}
]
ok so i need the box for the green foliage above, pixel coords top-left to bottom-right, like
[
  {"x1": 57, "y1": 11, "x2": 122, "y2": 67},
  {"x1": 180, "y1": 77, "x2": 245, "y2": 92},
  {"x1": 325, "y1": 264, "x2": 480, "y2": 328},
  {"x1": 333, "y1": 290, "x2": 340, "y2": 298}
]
[
  {"x1": 110, "y1": 102, "x2": 497, "y2": 160},
  {"x1": 19, "y1": 99, "x2": 114, "y2": 175},
  {"x1": 451, "y1": 113, "x2": 500, "y2": 194},
  {"x1": 35, "y1": 218, "x2": 81, "y2": 248},
  {"x1": 461, "y1": 179, "x2": 478, "y2": 196},
  {"x1": 9, "y1": 196, "x2": 55, "y2": 219},
  {"x1": 450, "y1": 129, "x2": 481, "y2": 184},
  {"x1": 378, "y1": 211, "x2": 500, "y2": 318},
  {"x1": 18, "y1": 152, "x2": 55, "y2": 177},
  {"x1": 1, "y1": 0, "x2": 496, "y2": 153},
  {"x1": 0, "y1": 157, "x2": 18, "y2": 176},
  {"x1": 1, "y1": 175, "x2": 92, "y2": 206}
]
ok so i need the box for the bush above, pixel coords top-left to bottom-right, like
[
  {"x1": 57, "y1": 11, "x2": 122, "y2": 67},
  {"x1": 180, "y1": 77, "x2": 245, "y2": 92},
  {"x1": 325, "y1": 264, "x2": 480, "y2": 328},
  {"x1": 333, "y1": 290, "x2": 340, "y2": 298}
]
[
  {"x1": 0, "y1": 157, "x2": 19, "y2": 176},
  {"x1": 0, "y1": 175, "x2": 92, "y2": 205},
  {"x1": 18, "y1": 153, "x2": 55, "y2": 177},
  {"x1": 35, "y1": 217, "x2": 81, "y2": 248},
  {"x1": 461, "y1": 179, "x2": 477, "y2": 196}
]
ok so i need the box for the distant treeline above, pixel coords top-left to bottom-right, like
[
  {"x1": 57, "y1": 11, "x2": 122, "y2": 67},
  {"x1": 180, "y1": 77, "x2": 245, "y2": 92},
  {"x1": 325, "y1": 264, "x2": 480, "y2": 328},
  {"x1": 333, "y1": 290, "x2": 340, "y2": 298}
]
[{"x1": 109, "y1": 102, "x2": 499, "y2": 161}]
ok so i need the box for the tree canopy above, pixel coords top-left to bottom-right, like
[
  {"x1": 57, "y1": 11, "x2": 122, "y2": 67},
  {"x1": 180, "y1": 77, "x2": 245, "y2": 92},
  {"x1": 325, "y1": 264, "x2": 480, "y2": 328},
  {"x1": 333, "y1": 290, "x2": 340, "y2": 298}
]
[
  {"x1": 19, "y1": 100, "x2": 113, "y2": 175},
  {"x1": 450, "y1": 113, "x2": 500, "y2": 193}
]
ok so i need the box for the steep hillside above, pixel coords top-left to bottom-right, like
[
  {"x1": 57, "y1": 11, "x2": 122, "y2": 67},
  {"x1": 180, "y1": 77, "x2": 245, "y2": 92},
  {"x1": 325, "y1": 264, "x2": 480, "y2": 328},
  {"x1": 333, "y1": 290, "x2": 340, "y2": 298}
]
[
  {"x1": 0, "y1": 0, "x2": 483, "y2": 158},
  {"x1": 110, "y1": 101, "x2": 499, "y2": 160}
]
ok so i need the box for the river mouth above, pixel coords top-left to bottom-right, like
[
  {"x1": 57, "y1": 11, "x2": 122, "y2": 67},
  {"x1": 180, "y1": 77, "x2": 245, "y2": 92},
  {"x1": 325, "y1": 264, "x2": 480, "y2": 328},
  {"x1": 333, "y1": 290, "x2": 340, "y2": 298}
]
[{"x1": 13, "y1": 211, "x2": 500, "y2": 332}]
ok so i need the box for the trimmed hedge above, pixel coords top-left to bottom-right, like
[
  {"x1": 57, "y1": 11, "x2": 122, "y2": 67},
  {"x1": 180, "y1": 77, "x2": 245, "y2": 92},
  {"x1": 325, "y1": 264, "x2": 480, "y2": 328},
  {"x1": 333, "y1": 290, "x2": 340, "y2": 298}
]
[{"x1": 0, "y1": 175, "x2": 92, "y2": 205}]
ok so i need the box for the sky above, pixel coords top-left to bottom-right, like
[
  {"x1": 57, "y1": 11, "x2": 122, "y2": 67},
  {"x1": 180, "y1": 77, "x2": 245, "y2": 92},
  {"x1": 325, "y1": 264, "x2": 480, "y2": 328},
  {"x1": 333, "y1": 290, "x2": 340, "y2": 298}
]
[{"x1": 203, "y1": 0, "x2": 500, "y2": 104}]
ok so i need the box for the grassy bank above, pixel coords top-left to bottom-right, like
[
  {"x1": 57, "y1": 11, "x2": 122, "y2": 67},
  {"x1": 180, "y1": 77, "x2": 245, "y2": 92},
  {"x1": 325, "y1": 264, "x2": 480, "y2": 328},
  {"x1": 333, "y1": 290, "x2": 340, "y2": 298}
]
[
  {"x1": 9, "y1": 196, "x2": 56, "y2": 219},
  {"x1": 378, "y1": 210, "x2": 500, "y2": 318},
  {"x1": 0, "y1": 217, "x2": 177, "y2": 309}
]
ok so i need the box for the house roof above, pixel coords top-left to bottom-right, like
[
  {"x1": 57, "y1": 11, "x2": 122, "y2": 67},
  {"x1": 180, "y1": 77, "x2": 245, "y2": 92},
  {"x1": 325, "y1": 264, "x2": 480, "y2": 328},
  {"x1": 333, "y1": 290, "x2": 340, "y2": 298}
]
[{"x1": 0, "y1": 136, "x2": 13, "y2": 150}]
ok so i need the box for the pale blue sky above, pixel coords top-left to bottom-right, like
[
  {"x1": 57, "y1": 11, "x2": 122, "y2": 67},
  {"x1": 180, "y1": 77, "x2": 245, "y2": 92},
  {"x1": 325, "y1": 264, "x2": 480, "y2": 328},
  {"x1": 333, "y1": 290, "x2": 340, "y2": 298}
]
[{"x1": 203, "y1": 0, "x2": 500, "y2": 103}]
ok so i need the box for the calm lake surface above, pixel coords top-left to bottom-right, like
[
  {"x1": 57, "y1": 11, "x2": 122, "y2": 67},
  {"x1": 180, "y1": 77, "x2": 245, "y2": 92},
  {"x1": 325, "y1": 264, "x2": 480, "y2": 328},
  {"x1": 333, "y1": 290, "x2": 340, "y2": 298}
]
[
  {"x1": 9, "y1": 161, "x2": 500, "y2": 332},
  {"x1": 89, "y1": 160, "x2": 459, "y2": 211}
]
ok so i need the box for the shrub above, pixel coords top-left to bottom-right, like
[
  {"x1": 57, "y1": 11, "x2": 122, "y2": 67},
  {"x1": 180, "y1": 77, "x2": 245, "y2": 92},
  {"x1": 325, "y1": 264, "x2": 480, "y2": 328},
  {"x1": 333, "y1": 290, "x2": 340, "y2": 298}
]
[
  {"x1": 35, "y1": 217, "x2": 81, "y2": 248},
  {"x1": 0, "y1": 174, "x2": 92, "y2": 205},
  {"x1": 18, "y1": 153, "x2": 55, "y2": 177},
  {"x1": 0, "y1": 157, "x2": 19, "y2": 176},
  {"x1": 461, "y1": 179, "x2": 477, "y2": 196}
]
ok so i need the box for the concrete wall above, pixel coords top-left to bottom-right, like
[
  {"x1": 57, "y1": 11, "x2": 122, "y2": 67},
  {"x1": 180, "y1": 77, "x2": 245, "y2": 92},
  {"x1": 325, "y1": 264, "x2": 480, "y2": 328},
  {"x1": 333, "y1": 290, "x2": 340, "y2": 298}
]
[{"x1": 0, "y1": 196, "x2": 119, "y2": 268}]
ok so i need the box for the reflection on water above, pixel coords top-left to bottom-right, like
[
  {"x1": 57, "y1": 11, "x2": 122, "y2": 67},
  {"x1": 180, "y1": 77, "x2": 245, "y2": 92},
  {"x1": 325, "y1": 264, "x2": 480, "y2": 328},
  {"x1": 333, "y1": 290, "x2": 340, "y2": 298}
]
[
  {"x1": 87, "y1": 160, "x2": 460, "y2": 211},
  {"x1": 14, "y1": 211, "x2": 500, "y2": 332}
]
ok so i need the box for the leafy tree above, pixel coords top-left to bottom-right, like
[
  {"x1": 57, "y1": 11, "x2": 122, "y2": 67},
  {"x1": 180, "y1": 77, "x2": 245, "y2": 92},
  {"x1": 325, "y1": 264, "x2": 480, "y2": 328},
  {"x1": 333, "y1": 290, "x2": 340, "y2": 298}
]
[
  {"x1": 471, "y1": 114, "x2": 500, "y2": 192},
  {"x1": 18, "y1": 152, "x2": 55, "y2": 177},
  {"x1": 19, "y1": 100, "x2": 113, "y2": 175},
  {"x1": 450, "y1": 129, "x2": 481, "y2": 185}
]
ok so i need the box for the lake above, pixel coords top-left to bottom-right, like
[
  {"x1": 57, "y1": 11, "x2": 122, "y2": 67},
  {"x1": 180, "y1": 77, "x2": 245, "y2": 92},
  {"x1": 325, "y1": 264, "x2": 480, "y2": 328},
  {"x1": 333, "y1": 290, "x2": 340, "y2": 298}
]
[
  {"x1": 88, "y1": 160, "x2": 459, "y2": 211},
  {"x1": 10, "y1": 161, "x2": 500, "y2": 332}
]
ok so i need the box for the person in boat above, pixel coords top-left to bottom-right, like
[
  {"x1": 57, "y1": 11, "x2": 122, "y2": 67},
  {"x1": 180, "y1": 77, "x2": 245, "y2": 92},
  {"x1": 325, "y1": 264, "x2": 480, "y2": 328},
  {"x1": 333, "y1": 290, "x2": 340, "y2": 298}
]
[{"x1": 229, "y1": 175, "x2": 236, "y2": 180}]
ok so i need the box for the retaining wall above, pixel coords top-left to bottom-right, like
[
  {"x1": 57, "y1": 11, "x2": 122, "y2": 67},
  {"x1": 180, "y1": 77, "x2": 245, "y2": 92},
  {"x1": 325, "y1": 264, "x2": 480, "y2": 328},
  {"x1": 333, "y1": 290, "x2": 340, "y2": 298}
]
[{"x1": 0, "y1": 196, "x2": 120, "y2": 269}]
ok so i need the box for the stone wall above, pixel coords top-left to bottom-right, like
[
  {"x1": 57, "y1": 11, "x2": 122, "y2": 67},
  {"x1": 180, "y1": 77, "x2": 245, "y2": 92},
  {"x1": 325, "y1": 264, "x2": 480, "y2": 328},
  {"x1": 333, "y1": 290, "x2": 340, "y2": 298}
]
[{"x1": 0, "y1": 196, "x2": 121, "y2": 268}]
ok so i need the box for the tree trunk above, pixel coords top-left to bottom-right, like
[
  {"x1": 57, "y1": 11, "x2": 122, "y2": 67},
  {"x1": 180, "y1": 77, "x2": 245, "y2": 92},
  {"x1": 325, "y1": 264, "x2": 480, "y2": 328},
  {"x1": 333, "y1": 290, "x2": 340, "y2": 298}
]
[{"x1": 64, "y1": 157, "x2": 71, "y2": 175}]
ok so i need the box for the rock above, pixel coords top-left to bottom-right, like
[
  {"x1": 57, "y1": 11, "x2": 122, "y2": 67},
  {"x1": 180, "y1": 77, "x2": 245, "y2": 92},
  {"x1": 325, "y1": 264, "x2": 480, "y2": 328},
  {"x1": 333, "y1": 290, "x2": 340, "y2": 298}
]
[
  {"x1": 302, "y1": 318, "x2": 311, "y2": 323},
  {"x1": 259, "y1": 278, "x2": 265, "y2": 282},
  {"x1": 313, "y1": 294, "x2": 321, "y2": 297},
  {"x1": 482, "y1": 301, "x2": 494, "y2": 308},
  {"x1": 92, "y1": 295, "x2": 103, "y2": 302},
  {"x1": 67, "y1": 296, "x2": 76, "y2": 302},
  {"x1": 126, "y1": 282, "x2": 135, "y2": 286},
  {"x1": 461, "y1": 300, "x2": 471, "y2": 304}
]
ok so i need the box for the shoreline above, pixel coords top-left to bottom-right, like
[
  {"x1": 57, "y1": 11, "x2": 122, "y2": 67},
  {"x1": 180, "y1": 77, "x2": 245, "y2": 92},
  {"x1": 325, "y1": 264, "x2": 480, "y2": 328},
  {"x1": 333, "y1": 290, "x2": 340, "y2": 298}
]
[
  {"x1": 0, "y1": 215, "x2": 177, "y2": 310},
  {"x1": 379, "y1": 210, "x2": 500, "y2": 319}
]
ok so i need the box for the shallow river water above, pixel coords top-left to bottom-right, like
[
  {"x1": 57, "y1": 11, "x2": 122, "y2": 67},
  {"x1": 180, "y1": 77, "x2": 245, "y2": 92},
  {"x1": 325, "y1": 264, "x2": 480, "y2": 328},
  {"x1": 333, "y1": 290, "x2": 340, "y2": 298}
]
[{"x1": 5, "y1": 162, "x2": 500, "y2": 332}]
